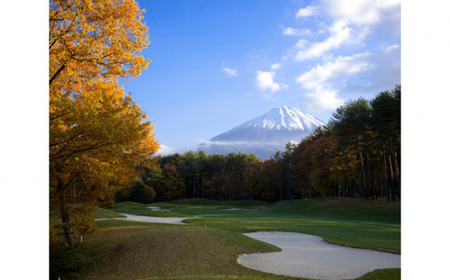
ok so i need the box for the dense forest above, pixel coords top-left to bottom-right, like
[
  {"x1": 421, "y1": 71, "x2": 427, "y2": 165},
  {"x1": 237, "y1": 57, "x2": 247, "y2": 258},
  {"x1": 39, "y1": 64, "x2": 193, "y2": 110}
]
[{"x1": 117, "y1": 85, "x2": 400, "y2": 204}]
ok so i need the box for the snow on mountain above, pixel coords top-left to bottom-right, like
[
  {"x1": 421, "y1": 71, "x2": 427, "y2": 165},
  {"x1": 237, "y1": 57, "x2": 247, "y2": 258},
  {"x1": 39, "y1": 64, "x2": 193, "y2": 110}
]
[
  {"x1": 234, "y1": 106, "x2": 323, "y2": 131},
  {"x1": 196, "y1": 106, "x2": 325, "y2": 159},
  {"x1": 211, "y1": 106, "x2": 325, "y2": 143}
]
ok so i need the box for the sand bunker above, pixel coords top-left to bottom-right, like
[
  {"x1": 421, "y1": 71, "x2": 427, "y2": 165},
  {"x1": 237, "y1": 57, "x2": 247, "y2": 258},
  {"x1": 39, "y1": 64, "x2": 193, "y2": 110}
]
[
  {"x1": 95, "y1": 213, "x2": 196, "y2": 224},
  {"x1": 147, "y1": 206, "x2": 171, "y2": 211},
  {"x1": 238, "y1": 231, "x2": 400, "y2": 280}
]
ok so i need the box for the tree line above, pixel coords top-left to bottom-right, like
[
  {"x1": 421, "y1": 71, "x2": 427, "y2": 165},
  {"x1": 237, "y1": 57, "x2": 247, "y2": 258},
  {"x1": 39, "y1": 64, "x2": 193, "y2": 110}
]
[{"x1": 124, "y1": 85, "x2": 400, "y2": 203}]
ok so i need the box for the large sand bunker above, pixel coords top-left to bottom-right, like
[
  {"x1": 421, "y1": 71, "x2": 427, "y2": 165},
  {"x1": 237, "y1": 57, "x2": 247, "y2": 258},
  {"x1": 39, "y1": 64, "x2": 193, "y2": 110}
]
[{"x1": 238, "y1": 231, "x2": 400, "y2": 280}]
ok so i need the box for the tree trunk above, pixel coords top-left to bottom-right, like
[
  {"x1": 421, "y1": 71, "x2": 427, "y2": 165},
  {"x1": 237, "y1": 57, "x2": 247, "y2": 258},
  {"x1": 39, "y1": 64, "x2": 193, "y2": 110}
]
[
  {"x1": 356, "y1": 139, "x2": 366, "y2": 197},
  {"x1": 279, "y1": 170, "x2": 283, "y2": 201},
  {"x1": 202, "y1": 176, "x2": 205, "y2": 199},
  {"x1": 288, "y1": 173, "x2": 292, "y2": 200},
  {"x1": 364, "y1": 145, "x2": 376, "y2": 199},
  {"x1": 246, "y1": 182, "x2": 250, "y2": 201},
  {"x1": 59, "y1": 191, "x2": 78, "y2": 248},
  {"x1": 218, "y1": 177, "x2": 222, "y2": 201},
  {"x1": 345, "y1": 158, "x2": 353, "y2": 198},
  {"x1": 193, "y1": 174, "x2": 196, "y2": 198},
  {"x1": 382, "y1": 153, "x2": 389, "y2": 201},
  {"x1": 388, "y1": 155, "x2": 396, "y2": 201},
  {"x1": 225, "y1": 178, "x2": 229, "y2": 201},
  {"x1": 390, "y1": 134, "x2": 401, "y2": 200},
  {"x1": 239, "y1": 179, "x2": 243, "y2": 201}
]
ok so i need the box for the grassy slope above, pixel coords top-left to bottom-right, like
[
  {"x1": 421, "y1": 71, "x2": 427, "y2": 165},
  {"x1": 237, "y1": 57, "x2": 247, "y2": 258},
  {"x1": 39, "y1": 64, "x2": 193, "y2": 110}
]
[
  {"x1": 93, "y1": 208, "x2": 127, "y2": 219},
  {"x1": 52, "y1": 198, "x2": 401, "y2": 280},
  {"x1": 51, "y1": 226, "x2": 285, "y2": 280},
  {"x1": 269, "y1": 198, "x2": 400, "y2": 223}
]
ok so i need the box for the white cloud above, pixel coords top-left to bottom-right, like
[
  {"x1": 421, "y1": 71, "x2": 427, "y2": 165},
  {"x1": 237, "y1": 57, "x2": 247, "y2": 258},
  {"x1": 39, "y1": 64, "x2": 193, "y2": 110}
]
[
  {"x1": 295, "y1": 39, "x2": 309, "y2": 49},
  {"x1": 156, "y1": 144, "x2": 178, "y2": 156},
  {"x1": 223, "y1": 67, "x2": 237, "y2": 76},
  {"x1": 262, "y1": 0, "x2": 400, "y2": 112},
  {"x1": 322, "y1": 0, "x2": 400, "y2": 26},
  {"x1": 270, "y1": 63, "x2": 281, "y2": 70},
  {"x1": 296, "y1": 53, "x2": 371, "y2": 89},
  {"x1": 282, "y1": 27, "x2": 311, "y2": 36},
  {"x1": 383, "y1": 44, "x2": 399, "y2": 52},
  {"x1": 256, "y1": 71, "x2": 287, "y2": 92},
  {"x1": 293, "y1": 0, "x2": 400, "y2": 61},
  {"x1": 296, "y1": 6, "x2": 317, "y2": 18},
  {"x1": 296, "y1": 53, "x2": 371, "y2": 111},
  {"x1": 304, "y1": 87, "x2": 345, "y2": 111},
  {"x1": 295, "y1": 20, "x2": 351, "y2": 60}
]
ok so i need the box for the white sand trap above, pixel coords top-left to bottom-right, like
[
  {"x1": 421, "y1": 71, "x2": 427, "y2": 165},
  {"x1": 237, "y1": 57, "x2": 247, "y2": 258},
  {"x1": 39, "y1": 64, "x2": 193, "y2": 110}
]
[
  {"x1": 95, "y1": 213, "x2": 196, "y2": 224},
  {"x1": 238, "y1": 231, "x2": 400, "y2": 280},
  {"x1": 147, "y1": 206, "x2": 171, "y2": 211}
]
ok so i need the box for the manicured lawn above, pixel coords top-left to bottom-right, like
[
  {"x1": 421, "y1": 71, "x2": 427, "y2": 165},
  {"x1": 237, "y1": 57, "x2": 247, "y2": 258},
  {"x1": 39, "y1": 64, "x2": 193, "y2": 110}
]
[
  {"x1": 103, "y1": 198, "x2": 400, "y2": 254},
  {"x1": 269, "y1": 198, "x2": 400, "y2": 223},
  {"x1": 93, "y1": 207, "x2": 127, "y2": 219},
  {"x1": 53, "y1": 198, "x2": 401, "y2": 280}
]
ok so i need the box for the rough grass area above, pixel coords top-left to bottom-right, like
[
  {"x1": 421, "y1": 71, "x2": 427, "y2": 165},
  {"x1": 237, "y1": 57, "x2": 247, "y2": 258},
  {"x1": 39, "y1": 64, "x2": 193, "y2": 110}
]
[
  {"x1": 94, "y1": 219, "x2": 180, "y2": 229},
  {"x1": 357, "y1": 268, "x2": 401, "y2": 280},
  {"x1": 50, "y1": 226, "x2": 287, "y2": 280}
]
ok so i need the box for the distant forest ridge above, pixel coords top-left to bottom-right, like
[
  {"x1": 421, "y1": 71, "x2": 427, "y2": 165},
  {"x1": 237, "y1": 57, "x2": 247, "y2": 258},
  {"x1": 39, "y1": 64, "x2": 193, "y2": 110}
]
[{"x1": 118, "y1": 85, "x2": 400, "y2": 204}]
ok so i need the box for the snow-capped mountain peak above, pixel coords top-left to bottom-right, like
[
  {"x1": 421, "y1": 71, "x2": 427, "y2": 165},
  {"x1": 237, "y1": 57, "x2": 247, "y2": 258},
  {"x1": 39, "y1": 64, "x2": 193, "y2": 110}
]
[
  {"x1": 209, "y1": 106, "x2": 325, "y2": 144},
  {"x1": 197, "y1": 106, "x2": 325, "y2": 159},
  {"x1": 240, "y1": 106, "x2": 324, "y2": 131}
]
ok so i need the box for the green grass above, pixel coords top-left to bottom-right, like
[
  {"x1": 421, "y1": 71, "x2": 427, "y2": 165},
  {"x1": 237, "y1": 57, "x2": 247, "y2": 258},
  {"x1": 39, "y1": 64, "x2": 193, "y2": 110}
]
[
  {"x1": 357, "y1": 268, "x2": 401, "y2": 280},
  {"x1": 93, "y1": 207, "x2": 127, "y2": 219},
  {"x1": 268, "y1": 198, "x2": 400, "y2": 223},
  {"x1": 51, "y1": 197, "x2": 401, "y2": 280},
  {"x1": 105, "y1": 198, "x2": 400, "y2": 254},
  {"x1": 109, "y1": 201, "x2": 190, "y2": 217},
  {"x1": 170, "y1": 198, "x2": 269, "y2": 207},
  {"x1": 51, "y1": 226, "x2": 287, "y2": 280}
]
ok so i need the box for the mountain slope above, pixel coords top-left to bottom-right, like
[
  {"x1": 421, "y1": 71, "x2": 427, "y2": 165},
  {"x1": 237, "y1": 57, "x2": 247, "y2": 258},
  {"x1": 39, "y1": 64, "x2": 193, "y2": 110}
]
[
  {"x1": 198, "y1": 106, "x2": 325, "y2": 159},
  {"x1": 211, "y1": 106, "x2": 324, "y2": 143}
]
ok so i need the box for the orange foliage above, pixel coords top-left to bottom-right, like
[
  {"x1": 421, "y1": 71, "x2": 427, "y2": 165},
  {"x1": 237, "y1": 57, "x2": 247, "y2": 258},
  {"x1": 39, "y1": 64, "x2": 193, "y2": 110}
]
[
  {"x1": 49, "y1": 0, "x2": 150, "y2": 93},
  {"x1": 144, "y1": 185, "x2": 156, "y2": 201},
  {"x1": 49, "y1": 0, "x2": 158, "y2": 247}
]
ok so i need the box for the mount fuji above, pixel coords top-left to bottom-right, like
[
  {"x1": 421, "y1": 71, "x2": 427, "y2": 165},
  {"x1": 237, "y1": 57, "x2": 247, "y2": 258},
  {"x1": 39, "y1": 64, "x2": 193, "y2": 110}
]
[{"x1": 196, "y1": 106, "x2": 326, "y2": 159}]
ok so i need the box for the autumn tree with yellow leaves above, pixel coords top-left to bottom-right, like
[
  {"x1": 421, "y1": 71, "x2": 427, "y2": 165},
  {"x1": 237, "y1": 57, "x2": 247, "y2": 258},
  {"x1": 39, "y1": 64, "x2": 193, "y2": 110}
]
[{"x1": 49, "y1": 0, "x2": 158, "y2": 248}]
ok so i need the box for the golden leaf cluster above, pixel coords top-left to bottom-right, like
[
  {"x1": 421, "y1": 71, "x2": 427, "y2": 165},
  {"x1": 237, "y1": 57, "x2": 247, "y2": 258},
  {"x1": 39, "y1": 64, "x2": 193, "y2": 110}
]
[{"x1": 49, "y1": 0, "x2": 158, "y2": 245}]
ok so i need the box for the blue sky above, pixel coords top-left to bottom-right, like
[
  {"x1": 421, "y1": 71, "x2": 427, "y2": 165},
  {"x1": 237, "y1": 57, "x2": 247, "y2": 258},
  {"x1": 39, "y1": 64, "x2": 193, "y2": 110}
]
[{"x1": 121, "y1": 0, "x2": 401, "y2": 154}]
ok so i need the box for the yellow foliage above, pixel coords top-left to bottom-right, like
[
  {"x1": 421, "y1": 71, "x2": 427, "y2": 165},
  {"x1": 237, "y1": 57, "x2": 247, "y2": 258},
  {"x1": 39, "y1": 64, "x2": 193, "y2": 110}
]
[
  {"x1": 49, "y1": 0, "x2": 158, "y2": 247},
  {"x1": 49, "y1": 0, "x2": 150, "y2": 90}
]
